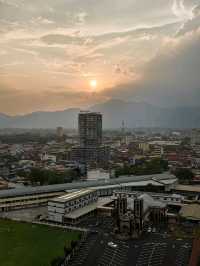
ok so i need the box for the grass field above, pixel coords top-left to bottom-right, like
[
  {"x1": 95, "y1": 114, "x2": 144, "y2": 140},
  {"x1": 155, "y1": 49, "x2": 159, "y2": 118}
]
[{"x1": 0, "y1": 219, "x2": 80, "y2": 266}]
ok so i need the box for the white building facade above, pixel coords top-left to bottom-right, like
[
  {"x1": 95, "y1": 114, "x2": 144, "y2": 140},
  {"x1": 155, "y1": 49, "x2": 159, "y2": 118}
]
[{"x1": 48, "y1": 189, "x2": 98, "y2": 223}]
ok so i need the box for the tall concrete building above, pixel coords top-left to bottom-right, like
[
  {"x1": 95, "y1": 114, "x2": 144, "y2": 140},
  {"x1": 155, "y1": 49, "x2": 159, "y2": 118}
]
[
  {"x1": 71, "y1": 111, "x2": 109, "y2": 168},
  {"x1": 56, "y1": 126, "x2": 64, "y2": 138},
  {"x1": 79, "y1": 111, "x2": 102, "y2": 148},
  {"x1": 191, "y1": 129, "x2": 200, "y2": 146}
]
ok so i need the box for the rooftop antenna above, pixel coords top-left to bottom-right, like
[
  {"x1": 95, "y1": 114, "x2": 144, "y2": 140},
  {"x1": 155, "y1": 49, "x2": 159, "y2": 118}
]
[
  {"x1": 121, "y1": 120, "x2": 126, "y2": 144},
  {"x1": 122, "y1": 120, "x2": 125, "y2": 135}
]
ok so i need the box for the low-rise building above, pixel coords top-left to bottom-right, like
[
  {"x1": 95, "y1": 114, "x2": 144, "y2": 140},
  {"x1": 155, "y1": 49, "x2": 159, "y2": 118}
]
[
  {"x1": 87, "y1": 169, "x2": 110, "y2": 181},
  {"x1": 179, "y1": 204, "x2": 200, "y2": 222},
  {"x1": 0, "y1": 178, "x2": 8, "y2": 190},
  {"x1": 48, "y1": 189, "x2": 98, "y2": 223}
]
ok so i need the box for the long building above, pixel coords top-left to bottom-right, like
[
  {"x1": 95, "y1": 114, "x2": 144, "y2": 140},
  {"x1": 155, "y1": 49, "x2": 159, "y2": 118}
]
[
  {"x1": 0, "y1": 173, "x2": 177, "y2": 211},
  {"x1": 114, "y1": 191, "x2": 184, "y2": 206}
]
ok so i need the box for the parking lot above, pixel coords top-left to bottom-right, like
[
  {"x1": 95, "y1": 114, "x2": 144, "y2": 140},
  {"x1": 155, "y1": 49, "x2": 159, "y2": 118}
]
[
  {"x1": 98, "y1": 239, "x2": 129, "y2": 266},
  {"x1": 174, "y1": 242, "x2": 192, "y2": 266},
  {"x1": 127, "y1": 233, "x2": 192, "y2": 266},
  {"x1": 67, "y1": 231, "x2": 192, "y2": 266},
  {"x1": 68, "y1": 233, "x2": 99, "y2": 266},
  {"x1": 136, "y1": 242, "x2": 167, "y2": 266}
]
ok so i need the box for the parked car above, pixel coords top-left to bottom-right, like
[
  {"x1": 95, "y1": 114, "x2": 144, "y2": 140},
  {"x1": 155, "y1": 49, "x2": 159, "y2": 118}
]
[{"x1": 108, "y1": 242, "x2": 118, "y2": 248}]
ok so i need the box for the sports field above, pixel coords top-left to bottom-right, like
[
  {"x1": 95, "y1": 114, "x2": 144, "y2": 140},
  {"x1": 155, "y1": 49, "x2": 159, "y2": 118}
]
[{"x1": 0, "y1": 219, "x2": 80, "y2": 266}]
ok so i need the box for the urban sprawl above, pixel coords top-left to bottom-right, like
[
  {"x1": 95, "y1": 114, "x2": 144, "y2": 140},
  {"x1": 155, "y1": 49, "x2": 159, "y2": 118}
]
[{"x1": 0, "y1": 112, "x2": 200, "y2": 266}]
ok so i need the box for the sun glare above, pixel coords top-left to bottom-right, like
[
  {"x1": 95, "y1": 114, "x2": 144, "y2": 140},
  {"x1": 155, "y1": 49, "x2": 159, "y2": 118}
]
[{"x1": 89, "y1": 79, "x2": 97, "y2": 89}]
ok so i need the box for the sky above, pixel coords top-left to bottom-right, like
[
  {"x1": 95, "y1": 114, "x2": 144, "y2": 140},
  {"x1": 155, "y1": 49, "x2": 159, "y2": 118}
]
[{"x1": 0, "y1": 0, "x2": 200, "y2": 115}]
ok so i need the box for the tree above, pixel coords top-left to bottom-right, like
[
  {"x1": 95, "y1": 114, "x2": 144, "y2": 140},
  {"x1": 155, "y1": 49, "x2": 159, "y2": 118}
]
[
  {"x1": 174, "y1": 168, "x2": 194, "y2": 184},
  {"x1": 71, "y1": 240, "x2": 78, "y2": 250},
  {"x1": 181, "y1": 137, "x2": 190, "y2": 146},
  {"x1": 64, "y1": 246, "x2": 72, "y2": 257},
  {"x1": 115, "y1": 158, "x2": 168, "y2": 177},
  {"x1": 51, "y1": 256, "x2": 63, "y2": 266},
  {"x1": 28, "y1": 167, "x2": 77, "y2": 185},
  {"x1": 159, "y1": 159, "x2": 169, "y2": 171}
]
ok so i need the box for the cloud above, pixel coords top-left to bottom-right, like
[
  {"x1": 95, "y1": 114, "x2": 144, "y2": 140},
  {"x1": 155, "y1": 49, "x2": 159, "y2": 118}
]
[
  {"x1": 172, "y1": 0, "x2": 195, "y2": 20},
  {"x1": 75, "y1": 12, "x2": 88, "y2": 26},
  {"x1": 31, "y1": 16, "x2": 55, "y2": 25},
  {"x1": 40, "y1": 34, "x2": 82, "y2": 45},
  {"x1": 40, "y1": 22, "x2": 179, "y2": 45},
  {"x1": 100, "y1": 28, "x2": 200, "y2": 107},
  {"x1": 0, "y1": 0, "x2": 200, "y2": 114},
  {"x1": 176, "y1": 4, "x2": 200, "y2": 35}
]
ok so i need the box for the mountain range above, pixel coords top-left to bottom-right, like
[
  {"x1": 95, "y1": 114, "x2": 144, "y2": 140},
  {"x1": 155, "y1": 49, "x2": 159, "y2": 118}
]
[{"x1": 0, "y1": 99, "x2": 200, "y2": 129}]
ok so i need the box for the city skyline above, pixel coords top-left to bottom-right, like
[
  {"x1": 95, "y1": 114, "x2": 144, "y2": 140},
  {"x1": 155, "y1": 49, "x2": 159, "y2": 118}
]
[{"x1": 0, "y1": 0, "x2": 200, "y2": 115}]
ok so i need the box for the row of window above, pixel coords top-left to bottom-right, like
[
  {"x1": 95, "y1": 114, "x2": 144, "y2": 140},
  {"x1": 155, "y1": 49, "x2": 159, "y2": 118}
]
[
  {"x1": 65, "y1": 198, "x2": 97, "y2": 213},
  {"x1": 0, "y1": 195, "x2": 55, "y2": 205},
  {"x1": 64, "y1": 194, "x2": 97, "y2": 207},
  {"x1": 115, "y1": 193, "x2": 182, "y2": 203}
]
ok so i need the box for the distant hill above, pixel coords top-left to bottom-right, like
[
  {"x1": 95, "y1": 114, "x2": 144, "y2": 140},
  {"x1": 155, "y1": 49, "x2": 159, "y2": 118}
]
[
  {"x1": 0, "y1": 99, "x2": 200, "y2": 129},
  {"x1": 0, "y1": 108, "x2": 80, "y2": 129}
]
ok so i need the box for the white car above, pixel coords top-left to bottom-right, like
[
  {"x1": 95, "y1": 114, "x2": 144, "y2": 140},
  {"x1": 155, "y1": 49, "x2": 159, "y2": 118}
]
[
  {"x1": 108, "y1": 242, "x2": 118, "y2": 248},
  {"x1": 147, "y1": 227, "x2": 151, "y2": 233}
]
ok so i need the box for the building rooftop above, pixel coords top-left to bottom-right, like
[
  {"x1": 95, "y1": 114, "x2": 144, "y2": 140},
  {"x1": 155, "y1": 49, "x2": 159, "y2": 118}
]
[
  {"x1": 115, "y1": 190, "x2": 183, "y2": 199},
  {"x1": 0, "y1": 173, "x2": 176, "y2": 199},
  {"x1": 64, "y1": 197, "x2": 113, "y2": 219},
  {"x1": 139, "y1": 193, "x2": 166, "y2": 209},
  {"x1": 148, "y1": 141, "x2": 181, "y2": 146},
  {"x1": 52, "y1": 189, "x2": 95, "y2": 203},
  {"x1": 79, "y1": 111, "x2": 101, "y2": 114},
  {"x1": 180, "y1": 204, "x2": 200, "y2": 220},
  {"x1": 174, "y1": 185, "x2": 200, "y2": 193}
]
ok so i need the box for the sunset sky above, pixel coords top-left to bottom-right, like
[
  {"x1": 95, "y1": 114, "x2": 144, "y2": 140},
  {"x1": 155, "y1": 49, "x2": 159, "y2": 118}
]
[{"x1": 0, "y1": 0, "x2": 200, "y2": 114}]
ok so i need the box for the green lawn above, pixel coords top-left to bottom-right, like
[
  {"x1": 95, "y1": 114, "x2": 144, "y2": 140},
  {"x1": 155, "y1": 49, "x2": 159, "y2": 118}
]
[{"x1": 0, "y1": 219, "x2": 80, "y2": 266}]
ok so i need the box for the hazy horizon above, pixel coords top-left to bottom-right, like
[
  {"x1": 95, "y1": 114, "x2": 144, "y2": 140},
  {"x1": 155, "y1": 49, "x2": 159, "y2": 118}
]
[{"x1": 1, "y1": 98, "x2": 200, "y2": 117}]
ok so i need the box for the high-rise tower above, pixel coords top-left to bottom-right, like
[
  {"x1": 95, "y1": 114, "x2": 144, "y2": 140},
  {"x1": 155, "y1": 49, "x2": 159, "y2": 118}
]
[
  {"x1": 79, "y1": 112, "x2": 102, "y2": 148},
  {"x1": 71, "y1": 111, "x2": 109, "y2": 168}
]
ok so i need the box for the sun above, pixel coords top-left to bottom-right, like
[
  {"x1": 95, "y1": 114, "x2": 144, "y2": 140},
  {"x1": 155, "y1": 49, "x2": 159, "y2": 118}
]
[{"x1": 89, "y1": 79, "x2": 97, "y2": 89}]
